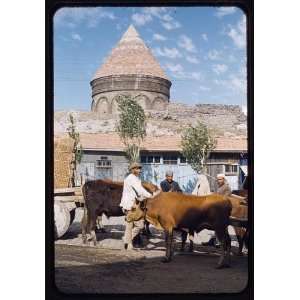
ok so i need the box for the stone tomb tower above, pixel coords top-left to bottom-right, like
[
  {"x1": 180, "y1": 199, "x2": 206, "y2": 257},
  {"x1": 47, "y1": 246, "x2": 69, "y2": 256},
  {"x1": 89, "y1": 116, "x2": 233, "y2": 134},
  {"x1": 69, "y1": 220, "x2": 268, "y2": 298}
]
[{"x1": 90, "y1": 25, "x2": 171, "y2": 115}]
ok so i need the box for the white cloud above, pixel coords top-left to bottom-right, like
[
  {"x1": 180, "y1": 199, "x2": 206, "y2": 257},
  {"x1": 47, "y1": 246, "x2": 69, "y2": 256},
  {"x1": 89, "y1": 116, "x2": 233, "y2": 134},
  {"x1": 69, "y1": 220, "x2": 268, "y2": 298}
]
[
  {"x1": 165, "y1": 63, "x2": 184, "y2": 73},
  {"x1": 230, "y1": 76, "x2": 246, "y2": 93},
  {"x1": 199, "y1": 85, "x2": 211, "y2": 91},
  {"x1": 54, "y1": 7, "x2": 116, "y2": 28},
  {"x1": 71, "y1": 33, "x2": 82, "y2": 41},
  {"x1": 214, "y1": 70, "x2": 247, "y2": 94},
  {"x1": 213, "y1": 64, "x2": 228, "y2": 75},
  {"x1": 161, "y1": 14, "x2": 173, "y2": 22},
  {"x1": 153, "y1": 47, "x2": 182, "y2": 59},
  {"x1": 242, "y1": 105, "x2": 247, "y2": 115},
  {"x1": 186, "y1": 55, "x2": 200, "y2": 64},
  {"x1": 215, "y1": 7, "x2": 237, "y2": 18},
  {"x1": 161, "y1": 20, "x2": 181, "y2": 30},
  {"x1": 201, "y1": 33, "x2": 208, "y2": 41},
  {"x1": 143, "y1": 7, "x2": 168, "y2": 18},
  {"x1": 131, "y1": 13, "x2": 152, "y2": 26},
  {"x1": 165, "y1": 63, "x2": 202, "y2": 81},
  {"x1": 177, "y1": 35, "x2": 197, "y2": 53},
  {"x1": 135, "y1": 7, "x2": 181, "y2": 31},
  {"x1": 228, "y1": 15, "x2": 246, "y2": 49},
  {"x1": 153, "y1": 33, "x2": 167, "y2": 41},
  {"x1": 207, "y1": 49, "x2": 222, "y2": 60},
  {"x1": 190, "y1": 72, "x2": 202, "y2": 80}
]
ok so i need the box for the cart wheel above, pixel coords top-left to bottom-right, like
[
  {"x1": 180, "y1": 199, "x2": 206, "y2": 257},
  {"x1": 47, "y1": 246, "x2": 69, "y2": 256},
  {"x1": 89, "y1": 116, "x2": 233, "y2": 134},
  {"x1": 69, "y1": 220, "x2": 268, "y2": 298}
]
[{"x1": 54, "y1": 202, "x2": 71, "y2": 240}]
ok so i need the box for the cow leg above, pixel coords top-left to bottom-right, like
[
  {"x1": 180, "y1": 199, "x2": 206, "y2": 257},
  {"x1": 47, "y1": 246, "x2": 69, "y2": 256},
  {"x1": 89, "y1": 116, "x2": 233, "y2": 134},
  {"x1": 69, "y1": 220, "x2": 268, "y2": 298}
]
[
  {"x1": 162, "y1": 229, "x2": 174, "y2": 263},
  {"x1": 88, "y1": 212, "x2": 97, "y2": 246},
  {"x1": 188, "y1": 230, "x2": 194, "y2": 252},
  {"x1": 81, "y1": 207, "x2": 88, "y2": 244},
  {"x1": 96, "y1": 215, "x2": 106, "y2": 233},
  {"x1": 142, "y1": 221, "x2": 151, "y2": 237},
  {"x1": 180, "y1": 230, "x2": 188, "y2": 252},
  {"x1": 145, "y1": 221, "x2": 151, "y2": 235},
  {"x1": 234, "y1": 227, "x2": 244, "y2": 256},
  {"x1": 215, "y1": 228, "x2": 230, "y2": 269}
]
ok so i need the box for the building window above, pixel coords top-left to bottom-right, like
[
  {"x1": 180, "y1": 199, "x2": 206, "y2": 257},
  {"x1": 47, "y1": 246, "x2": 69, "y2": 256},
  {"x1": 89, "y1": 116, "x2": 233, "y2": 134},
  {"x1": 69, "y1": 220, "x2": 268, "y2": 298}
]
[
  {"x1": 163, "y1": 155, "x2": 178, "y2": 165},
  {"x1": 96, "y1": 158, "x2": 112, "y2": 168},
  {"x1": 225, "y1": 164, "x2": 238, "y2": 175},
  {"x1": 179, "y1": 156, "x2": 187, "y2": 164},
  {"x1": 154, "y1": 156, "x2": 160, "y2": 163},
  {"x1": 141, "y1": 155, "x2": 161, "y2": 164},
  {"x1": 147, "y1": 156, "x2": 154, "y2": 163}
]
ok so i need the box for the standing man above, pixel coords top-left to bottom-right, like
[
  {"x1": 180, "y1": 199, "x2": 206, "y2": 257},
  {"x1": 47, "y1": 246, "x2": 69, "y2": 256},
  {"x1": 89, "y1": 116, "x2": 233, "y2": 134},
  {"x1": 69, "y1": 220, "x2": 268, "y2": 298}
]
[
  {"x1": 160, "y1": 170, "x2": 182, "y2": 193},
  {"x1": 120, "y1": 162, "x2": 153, "y2": 250},
  {"x1": 202, "y1": 173, "x2": 232, "y2": 247}
]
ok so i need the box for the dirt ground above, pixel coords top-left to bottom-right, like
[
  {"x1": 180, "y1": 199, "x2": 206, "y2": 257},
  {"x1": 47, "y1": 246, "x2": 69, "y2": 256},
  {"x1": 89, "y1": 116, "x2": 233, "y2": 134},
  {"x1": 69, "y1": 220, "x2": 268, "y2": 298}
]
[{"x1": 55, "y1": 208, "x2": 248, "y2": 294}]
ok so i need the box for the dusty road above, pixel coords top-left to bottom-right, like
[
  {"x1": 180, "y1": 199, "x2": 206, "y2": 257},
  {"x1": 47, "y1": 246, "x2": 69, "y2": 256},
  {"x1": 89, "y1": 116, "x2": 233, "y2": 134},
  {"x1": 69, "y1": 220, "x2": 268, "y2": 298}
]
[{"x1": 55, "y1": 208, "x2": 248, "y2": 294}]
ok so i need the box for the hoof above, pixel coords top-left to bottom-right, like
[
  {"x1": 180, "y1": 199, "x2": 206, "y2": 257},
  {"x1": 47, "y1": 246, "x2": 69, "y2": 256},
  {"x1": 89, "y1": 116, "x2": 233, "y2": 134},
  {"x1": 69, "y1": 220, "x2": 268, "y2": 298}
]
[{"x1": 161, "y1": 256, "x2": 171, "y2": 263}]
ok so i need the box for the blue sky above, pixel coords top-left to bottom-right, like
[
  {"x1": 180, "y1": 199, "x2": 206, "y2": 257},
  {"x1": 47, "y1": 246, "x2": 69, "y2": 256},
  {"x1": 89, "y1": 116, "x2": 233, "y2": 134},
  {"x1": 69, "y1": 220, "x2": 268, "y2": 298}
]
[{"x1": 54, "y1": 6, "x2": 247, "y2": 111}]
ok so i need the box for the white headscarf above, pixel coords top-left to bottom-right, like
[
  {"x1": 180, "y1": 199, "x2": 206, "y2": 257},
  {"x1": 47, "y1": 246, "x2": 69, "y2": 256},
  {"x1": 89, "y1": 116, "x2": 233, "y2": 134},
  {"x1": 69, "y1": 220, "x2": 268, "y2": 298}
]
[{"x1": 192, "y1": 174, "x2": 211, "y2": 196}]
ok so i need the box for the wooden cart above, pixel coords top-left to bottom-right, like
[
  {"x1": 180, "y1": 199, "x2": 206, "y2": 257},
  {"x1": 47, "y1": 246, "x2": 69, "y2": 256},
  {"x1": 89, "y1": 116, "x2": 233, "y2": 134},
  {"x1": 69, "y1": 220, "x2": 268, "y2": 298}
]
[{"x1": 54, "y1": 187, "x2": 84, "y2": 239}]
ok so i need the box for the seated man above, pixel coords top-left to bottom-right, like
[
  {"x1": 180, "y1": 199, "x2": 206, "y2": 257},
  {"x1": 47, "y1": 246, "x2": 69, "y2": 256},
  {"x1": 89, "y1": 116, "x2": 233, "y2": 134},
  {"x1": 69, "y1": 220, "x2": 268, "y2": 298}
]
[{"x1": 160, "y1": 170, "x2": 182, "y2": 193}]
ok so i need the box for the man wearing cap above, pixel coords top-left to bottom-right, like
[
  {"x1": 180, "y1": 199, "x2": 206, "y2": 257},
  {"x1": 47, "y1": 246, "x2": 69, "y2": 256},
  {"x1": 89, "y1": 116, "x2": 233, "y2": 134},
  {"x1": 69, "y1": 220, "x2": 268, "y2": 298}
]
[
  {"x1": 202, "y1": 173, "x2": 232, "y2": 247},
  {"x1": 216, "y1": 173, "x2": 232, "y2": 196},
  {"x1": 120, "y1": 162, "x2": 154, "y2": 250},
  {"x1": 160, "y1": 170, "x2": 182, "y2": 193}
]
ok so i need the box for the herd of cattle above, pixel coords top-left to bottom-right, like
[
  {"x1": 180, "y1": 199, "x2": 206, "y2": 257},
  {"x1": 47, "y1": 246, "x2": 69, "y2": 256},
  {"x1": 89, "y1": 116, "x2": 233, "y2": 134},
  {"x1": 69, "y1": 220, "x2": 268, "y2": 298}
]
[{"x1": 80, "y1": 179, "x2": 248, "y2": 269}]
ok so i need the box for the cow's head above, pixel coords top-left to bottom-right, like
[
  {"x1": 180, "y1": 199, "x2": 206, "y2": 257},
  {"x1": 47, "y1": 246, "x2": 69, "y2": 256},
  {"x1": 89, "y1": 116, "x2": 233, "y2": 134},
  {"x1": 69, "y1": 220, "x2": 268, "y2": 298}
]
[{"x1": 125, "y1": 203, "x2": 145, "y2": 222}]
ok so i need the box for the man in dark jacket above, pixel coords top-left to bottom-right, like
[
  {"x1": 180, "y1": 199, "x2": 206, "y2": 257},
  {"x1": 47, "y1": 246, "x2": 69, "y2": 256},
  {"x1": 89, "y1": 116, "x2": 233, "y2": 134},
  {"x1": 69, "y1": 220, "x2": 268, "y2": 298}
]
[{"x1": 160, "y1": 170, "x2": 182, "y2": 193}]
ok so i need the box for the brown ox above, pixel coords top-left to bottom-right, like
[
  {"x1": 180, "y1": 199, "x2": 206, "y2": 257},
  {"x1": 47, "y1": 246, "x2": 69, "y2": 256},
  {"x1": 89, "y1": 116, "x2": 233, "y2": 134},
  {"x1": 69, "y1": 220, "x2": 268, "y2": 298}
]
[
  {"x1": 229, "y1": 195, "x2": 248, "y2": 254},
  {"x1": 181, "y1": 194, "x2": 248, "y2": 255},
  {"x1": 126, "y1": 192, "x2": 232, "y2": 268},
  {"x1": 81, "y1": 179, "x2": 158, "y2": 245}
]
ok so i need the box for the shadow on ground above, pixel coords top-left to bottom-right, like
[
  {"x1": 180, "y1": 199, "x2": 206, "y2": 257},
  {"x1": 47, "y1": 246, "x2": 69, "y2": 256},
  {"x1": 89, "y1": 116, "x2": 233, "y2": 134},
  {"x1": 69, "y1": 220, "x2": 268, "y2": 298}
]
[{"x1": 55, "y1": 244, "x2": 248, "y2": 294}]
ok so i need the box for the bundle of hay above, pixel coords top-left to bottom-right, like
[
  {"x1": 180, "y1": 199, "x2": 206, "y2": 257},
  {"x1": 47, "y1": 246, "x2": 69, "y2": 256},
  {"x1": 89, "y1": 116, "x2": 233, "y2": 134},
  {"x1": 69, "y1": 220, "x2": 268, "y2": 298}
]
[{"x1": 54, "y1": 136, "x2": 74, "y2": 189}]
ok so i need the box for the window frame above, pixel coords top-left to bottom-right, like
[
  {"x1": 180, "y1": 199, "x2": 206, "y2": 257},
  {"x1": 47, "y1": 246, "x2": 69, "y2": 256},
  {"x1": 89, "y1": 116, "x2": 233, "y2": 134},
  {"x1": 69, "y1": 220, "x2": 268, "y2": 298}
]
[
  {"x1": 96, "y1": 159, "x2": 112, "y2": 169},
  {"x1": 163, "y1": 155, "x2": 178, "y2": 165},
  {"x1": 224, "y1": 164, "x2": 239, "y2": 175}
]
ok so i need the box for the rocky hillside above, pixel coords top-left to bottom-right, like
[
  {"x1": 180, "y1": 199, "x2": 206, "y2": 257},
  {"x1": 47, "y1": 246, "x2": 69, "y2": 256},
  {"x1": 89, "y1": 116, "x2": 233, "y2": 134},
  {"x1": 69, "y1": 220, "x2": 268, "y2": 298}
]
[{"x1": 54, "y1": 103, "x2": 247, "y2": 138}]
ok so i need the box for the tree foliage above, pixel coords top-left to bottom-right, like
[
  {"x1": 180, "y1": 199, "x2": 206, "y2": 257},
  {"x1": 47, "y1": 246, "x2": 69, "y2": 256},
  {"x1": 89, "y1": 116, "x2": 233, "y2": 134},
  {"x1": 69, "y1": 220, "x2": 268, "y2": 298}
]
[
  {"x1": 115, "y1": 95, "x2": 146, "y2": 163},
  {"x1": 66, "y1": 113, "x2": 82, "y2": 186},
  {"x1": 181, "y1": 121, "x2": 216, "y2": 173}
]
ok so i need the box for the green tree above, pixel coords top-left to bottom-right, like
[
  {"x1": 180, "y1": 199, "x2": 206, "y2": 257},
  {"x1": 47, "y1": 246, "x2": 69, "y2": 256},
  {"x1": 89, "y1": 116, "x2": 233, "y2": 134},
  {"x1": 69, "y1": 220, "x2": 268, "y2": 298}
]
[
  {"x1": 66, "y1": 113, "x2": 83, "y2": 186},
  {"x1": 115, "y1": 95, "x2": 146, "y2": 164},
  {"x1": 181, "y1": 121, "x2": 216, "y2": 173}
]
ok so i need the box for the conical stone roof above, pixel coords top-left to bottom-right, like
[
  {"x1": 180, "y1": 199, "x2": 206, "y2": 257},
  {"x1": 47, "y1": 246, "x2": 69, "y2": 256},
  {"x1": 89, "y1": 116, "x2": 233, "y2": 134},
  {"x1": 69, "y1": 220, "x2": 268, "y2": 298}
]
[{"x1": 92, "y1": 25, "x2": 169, "y2": 81}]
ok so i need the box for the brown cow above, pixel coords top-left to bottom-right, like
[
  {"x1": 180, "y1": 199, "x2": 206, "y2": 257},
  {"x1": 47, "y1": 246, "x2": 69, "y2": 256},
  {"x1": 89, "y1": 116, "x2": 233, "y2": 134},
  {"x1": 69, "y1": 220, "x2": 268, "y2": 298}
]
[
  {"x1": 181, "y1": 194, "x2": 248, "y2": 255},
  {"x1": 126, "y1": 192, "x2": 232, "y2": 268},
  {"x1": 81, "y1": 179, "x2": 158, "y2": 246},
  {"x1": 229, "y1": 194, "x2": 248, "y2": 255}
]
